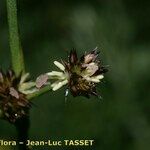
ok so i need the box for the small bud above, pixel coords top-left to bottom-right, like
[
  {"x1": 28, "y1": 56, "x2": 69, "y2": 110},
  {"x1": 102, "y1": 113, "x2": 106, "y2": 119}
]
[
  {"x1": 9, "y1": 87, "x2": 19, "y2": 99},
  {"x1": 36, "y1": 74, "x2": 48, "y2": 88}
]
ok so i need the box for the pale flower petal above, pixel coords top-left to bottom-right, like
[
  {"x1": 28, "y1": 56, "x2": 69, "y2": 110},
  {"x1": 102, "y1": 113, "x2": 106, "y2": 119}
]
[
  {"x1": 52, "y1": 84, "x2": 62, "y2": 91},
  {"x1": 87, "y1": 75, "x2": 104, "y2": 83},
  {"x1": 19, "y1": 82, "x2": 36, "y2": 91},
  {"x1": 86, "y1": 77, "x2": 100, "y2": 83},
  {"x1": 61, "y1": 79, "x2": 68, "y2": 86},
  {"x1": 20, "y1": 73, "x2": 30, "y2": 84},
  {"x1": 52, "y1": 79, "x2": 68, "y2": 91},
  {"x1": 95, "y1": 75, "x2": 104, "y2": 80},
  {"x1": 54, "y1": 61, "x2": 65, "y2": 71},
  {"x1": 47, "y1": 71, "x2": 64, "y2": 77},
  {"x1": 51, "y1": 81, "x2": 59, "y2": 88}
]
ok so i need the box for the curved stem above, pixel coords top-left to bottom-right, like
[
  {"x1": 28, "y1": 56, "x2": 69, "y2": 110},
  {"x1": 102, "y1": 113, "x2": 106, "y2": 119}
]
[
  {"x1": 6, "y1": 0, "x2": 25, "y2": 77},
  {"x1": 27, "y1": 85, "x2": 52, "y2": 100}
]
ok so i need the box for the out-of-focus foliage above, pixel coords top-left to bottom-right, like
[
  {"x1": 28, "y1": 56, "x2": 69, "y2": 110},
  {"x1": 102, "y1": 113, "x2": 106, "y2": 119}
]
[{"x1": 0, "y1": 0, "x2": 150, "y2": 150}]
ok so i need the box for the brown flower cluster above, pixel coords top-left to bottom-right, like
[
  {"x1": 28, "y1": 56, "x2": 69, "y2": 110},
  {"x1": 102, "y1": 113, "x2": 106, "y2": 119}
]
[
  {"x1": 0, "y1": 70, "x2": 30, "y2": 123},
  {"x1": 46, "y1": 48, "x2": 108, "y2": 98}
]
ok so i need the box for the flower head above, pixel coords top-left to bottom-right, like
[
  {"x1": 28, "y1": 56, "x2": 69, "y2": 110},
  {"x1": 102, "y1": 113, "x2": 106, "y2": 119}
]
[
  {"x1": 39, "y1": 48, "x2": 108, "y2": 98},
  {"x1": 0, "y1": 70, "x2": 35, "y2": 123}
]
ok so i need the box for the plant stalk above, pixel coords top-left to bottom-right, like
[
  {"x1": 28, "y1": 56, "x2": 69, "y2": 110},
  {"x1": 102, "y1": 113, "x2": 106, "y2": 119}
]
[
  {"x1": 27, "y1": 85, "x2": 51, "y2": 100},
  {"x1": 6, "y1": 0, "x2": 25, "y2": 77},
  {"x1": 6, "y1": 1, "x2": 27, "y2": 149}
]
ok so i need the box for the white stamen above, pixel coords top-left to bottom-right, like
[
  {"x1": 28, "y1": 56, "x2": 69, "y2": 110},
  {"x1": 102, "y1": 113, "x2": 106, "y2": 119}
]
[
  {"x1": 51, "y1": 81, "x2": 59, "y2": 88},
  {"x1": 61, "y1": 79, "x2": 68, "y2": 86},
  {"x1": 88, "y1": 62, "x2": 95, "y2": 66},
  {"x1": 19, "y1": 82, "x2": 36, "y2": 91},
  {"x1": 86, "y1": 77, "x2": 100, "y2": 83},
  {"x1": 86, "y1": 75, "x2": 104, "y2": 83},
  {"x1": 54, "y1": 61, "x2": 65, "y2": 71},
  {"x1": 95, "y1": 75, "x2": 104, "y2": 80},
  {"x1": 47, "y1": 71, "x2": 64, "y2": 77},
  {"x1": 20, "y1": 73, "x2": 30, "y2": 84},
  {"x1": 52, "y1": 79, "x2": 68, "y2": 91}
]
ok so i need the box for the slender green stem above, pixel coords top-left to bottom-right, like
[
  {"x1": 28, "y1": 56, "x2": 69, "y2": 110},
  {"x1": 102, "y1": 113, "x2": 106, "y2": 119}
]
[
  {"x1": 6, "y1": 0, "x2": 25, "y2": 77},
  {"x1": 27, "y1": 85, "x2": 52, "y2": 100}
]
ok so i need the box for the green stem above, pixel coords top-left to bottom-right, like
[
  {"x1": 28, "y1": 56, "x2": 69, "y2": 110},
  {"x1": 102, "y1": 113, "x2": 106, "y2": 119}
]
[
  {"x1": 27, "y1": 85, "x2": 51, "y2": 100},
  {"x1": 6, "y1": 0, "x2": 25, "y2": 77}
]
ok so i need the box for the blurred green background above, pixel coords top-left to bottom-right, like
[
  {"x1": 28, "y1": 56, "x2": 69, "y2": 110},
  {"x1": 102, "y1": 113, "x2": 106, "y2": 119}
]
[{"x1": 0, "y1": 0, "x2": 150, "y2": 150}]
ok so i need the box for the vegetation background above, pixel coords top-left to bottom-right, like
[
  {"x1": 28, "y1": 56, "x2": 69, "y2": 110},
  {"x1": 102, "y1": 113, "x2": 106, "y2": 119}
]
[{"x1": 0, "y1": 0, "x2": 150, "y2": 149}]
